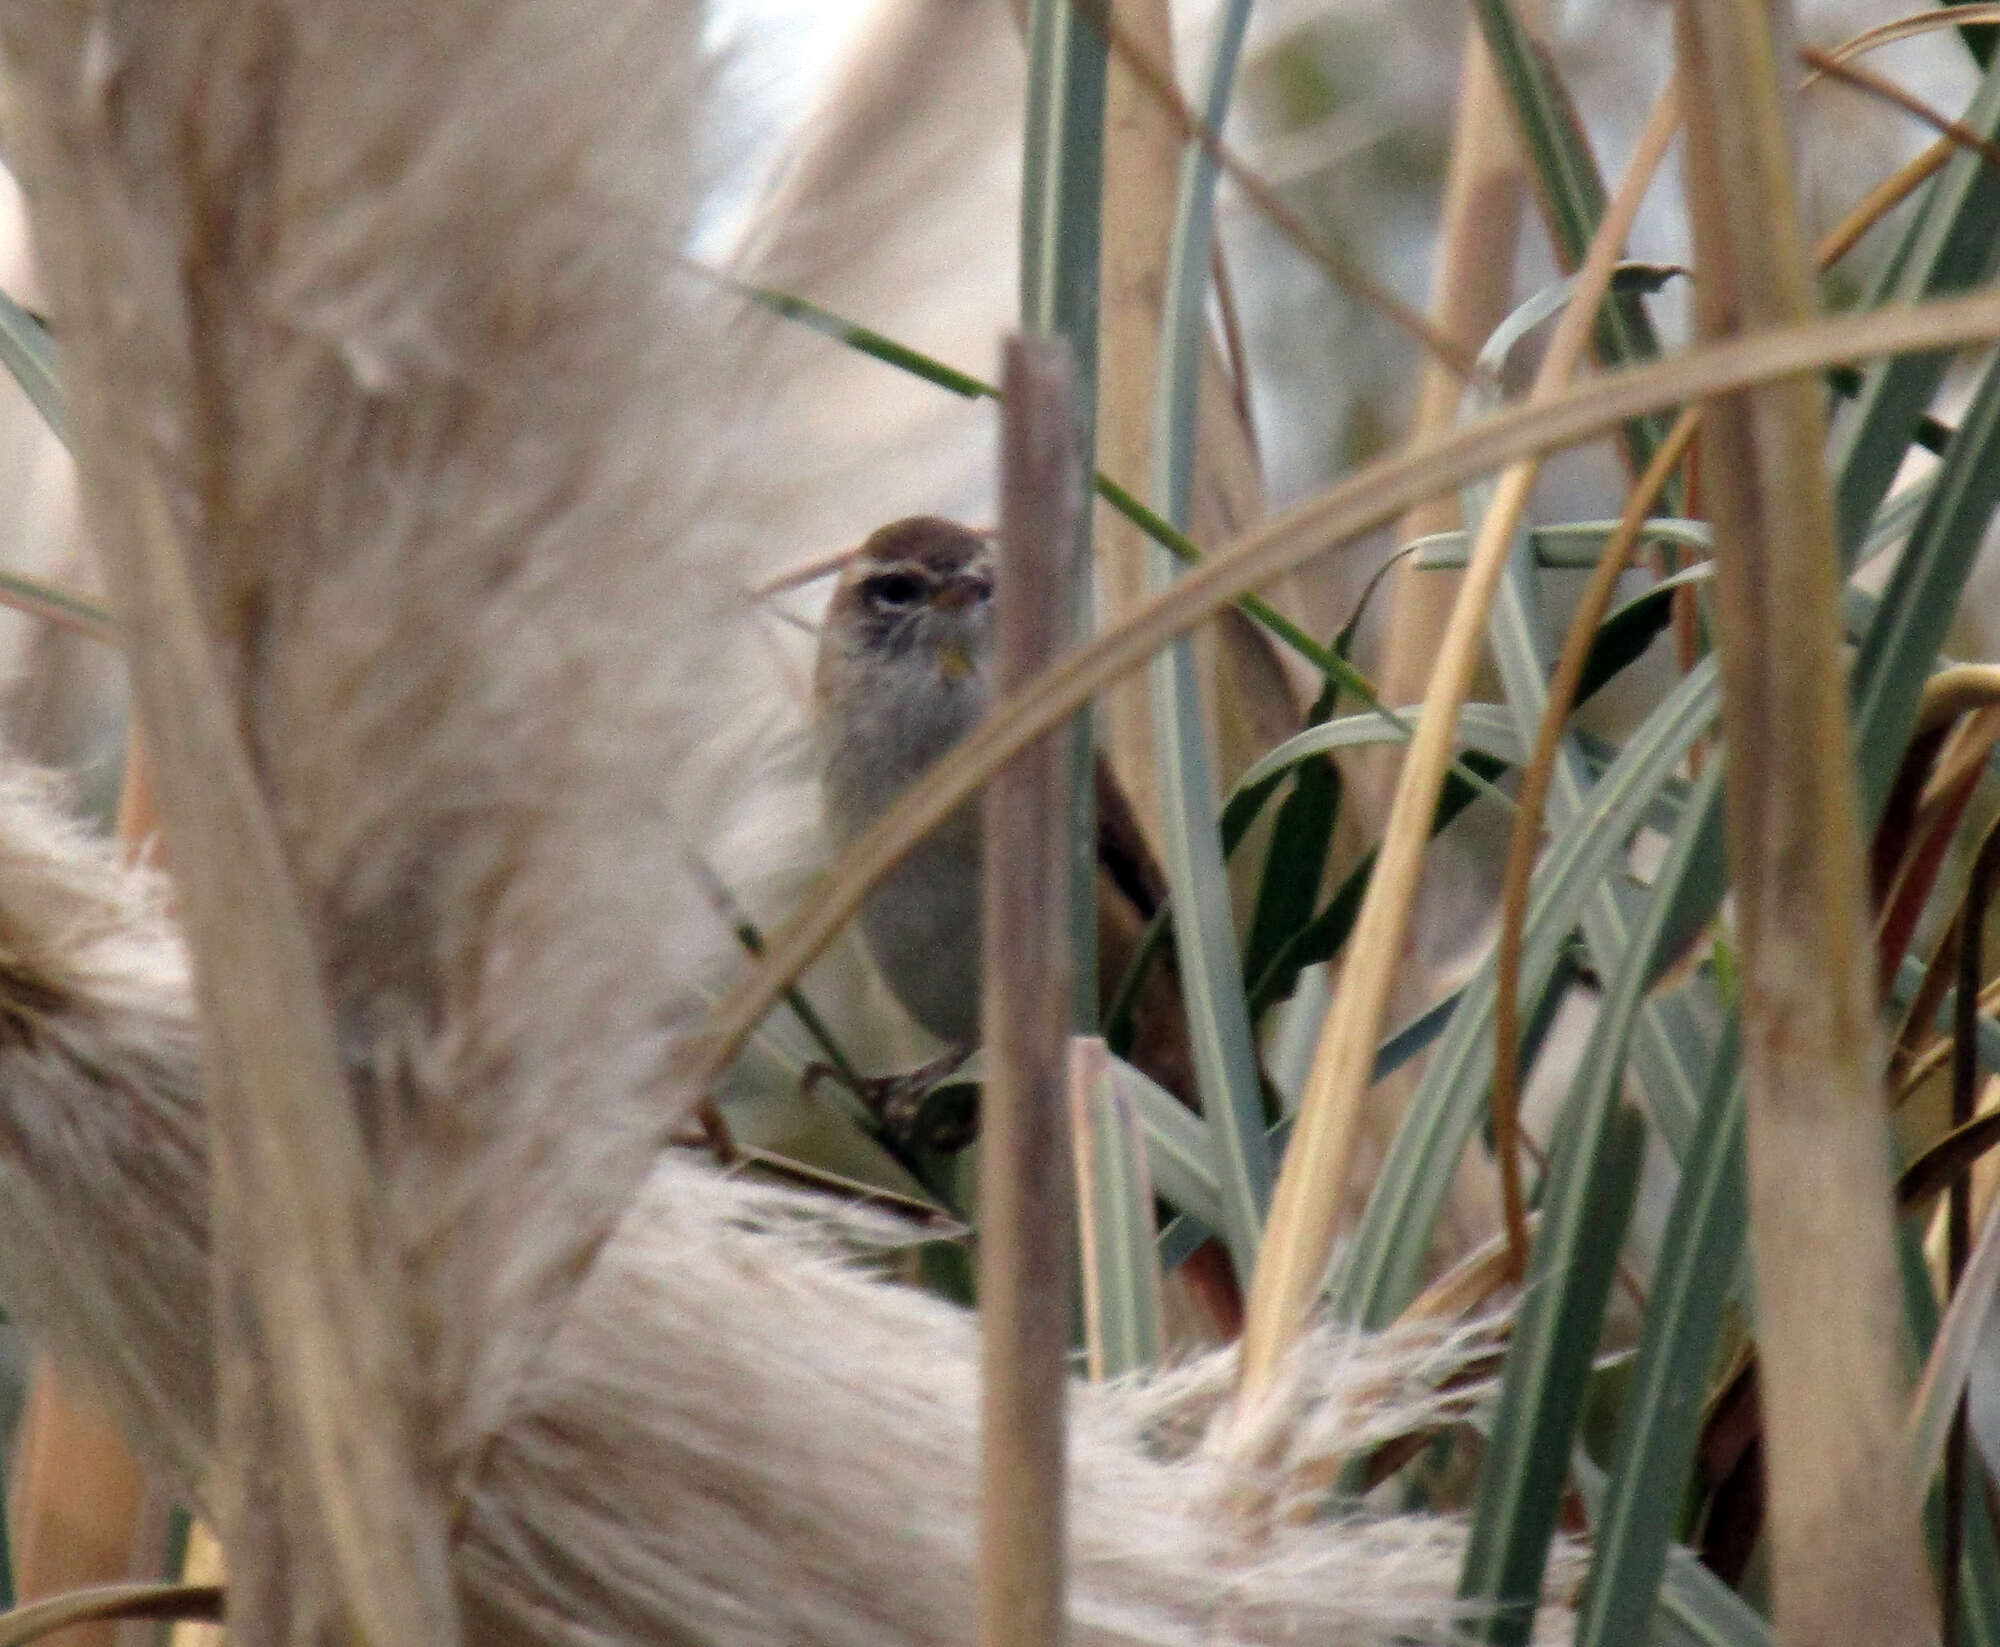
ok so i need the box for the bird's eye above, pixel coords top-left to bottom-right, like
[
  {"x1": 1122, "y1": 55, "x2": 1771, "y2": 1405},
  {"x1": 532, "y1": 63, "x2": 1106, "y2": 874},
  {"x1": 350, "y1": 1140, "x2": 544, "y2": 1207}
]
[{"x1": 863, "y1": 572, "x2": 926, "y2": 608}]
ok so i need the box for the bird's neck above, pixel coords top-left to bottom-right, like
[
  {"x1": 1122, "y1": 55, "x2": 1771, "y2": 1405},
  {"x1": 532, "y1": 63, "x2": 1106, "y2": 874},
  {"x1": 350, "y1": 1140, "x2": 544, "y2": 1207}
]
[{"x1": 819, "y1": 655, "x2": 991, "y2": 844}]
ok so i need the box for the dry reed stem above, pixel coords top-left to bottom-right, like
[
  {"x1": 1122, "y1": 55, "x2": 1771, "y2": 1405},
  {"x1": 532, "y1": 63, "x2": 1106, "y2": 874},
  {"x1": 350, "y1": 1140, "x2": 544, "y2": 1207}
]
[
  {"x1": 1093, "y1": 0, "x2": 1295, "y2": 849},
  {"x1": 1094, "y1": 0, "x2": 1185, "y2": 852},
  {"x1": 1675, "y1": 0, "x2": 1935, "y2": 1636},
  {"x1": 690, "y1": 283, "x2": 2000, "y2": 1096},
  {"x1": 980, "y1": 335, "x2": 1082, "y2": 1647},
  {"x1": 1231, "y1": 78, "x2": 1683, "y2": 1411}
]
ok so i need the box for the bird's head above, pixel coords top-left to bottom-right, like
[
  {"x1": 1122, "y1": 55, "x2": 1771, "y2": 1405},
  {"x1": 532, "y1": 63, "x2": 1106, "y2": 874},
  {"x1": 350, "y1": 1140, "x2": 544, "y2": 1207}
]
[{"x1": 815, "y1": 516, "x2": 996, "y2": 711}]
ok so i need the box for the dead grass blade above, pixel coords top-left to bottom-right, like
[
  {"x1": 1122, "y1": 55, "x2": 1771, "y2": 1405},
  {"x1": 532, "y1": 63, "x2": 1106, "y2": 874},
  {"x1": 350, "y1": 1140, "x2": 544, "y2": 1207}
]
[
  {"x1": 1823, "y1": 4, "x2": 2000, "y2": 63},
  {"x1": 0, "y1": 1584, "x2": 223, "y2": 1647},
  {"x1": 1676, "y1": 0, "x2": 1935, "y2": 1637},
  {"x1": 1909, "y1": 1180, "x2": 2000, "y2": 1495}
]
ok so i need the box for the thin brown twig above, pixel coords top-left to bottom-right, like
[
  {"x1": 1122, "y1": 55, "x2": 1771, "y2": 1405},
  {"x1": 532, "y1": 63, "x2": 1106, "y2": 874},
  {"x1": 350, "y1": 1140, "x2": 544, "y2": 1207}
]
[
  {"x1": 1473, "y1": 82, "x2": 1683, "y2": 1283},
  {"x1": 1490, "y1": 403, "x2": 1700, "y2": 1273},
  {"x1": 1801, "y1": 46, "x2": 2000, "y2": 178},
  {"x1": 1815, "y1": 137, "x2": 1953, "y2": 269},
  {"x1": 1210, "y1": 238, "x2": 1260, "y2": 457},
  {"x1": 1897, "y1": 974, "x2": 2000, "y2": 1107},
  {"x1": 751, "y1": 541, "x2": 864, "y2": 598}
]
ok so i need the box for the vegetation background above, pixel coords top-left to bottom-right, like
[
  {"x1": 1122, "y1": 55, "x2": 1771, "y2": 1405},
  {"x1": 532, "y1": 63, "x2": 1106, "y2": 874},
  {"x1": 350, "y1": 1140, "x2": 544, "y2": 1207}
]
[{"x1": 0, "y1": 0, "x2": 1995, "y2": 1642}]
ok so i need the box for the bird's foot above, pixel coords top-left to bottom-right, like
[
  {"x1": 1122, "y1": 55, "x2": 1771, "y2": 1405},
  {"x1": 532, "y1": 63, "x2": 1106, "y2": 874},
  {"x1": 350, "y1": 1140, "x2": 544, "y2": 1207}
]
[{"x1": 803, "y1": 1046, "x2": 980, "y2": 1154}]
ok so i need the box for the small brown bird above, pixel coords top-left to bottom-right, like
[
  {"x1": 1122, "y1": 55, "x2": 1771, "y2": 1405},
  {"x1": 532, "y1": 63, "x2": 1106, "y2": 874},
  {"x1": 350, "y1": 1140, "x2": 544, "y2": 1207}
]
[
  {"x1": 814, "y1": 516, "x2": 1189, "y2": 1078},
  {"x1": 814, "y1": 515, "x2": 1234, "y2": 1332},
  {"x1": 815, "y1": 516, "x2": 996, "y2": 1049}
]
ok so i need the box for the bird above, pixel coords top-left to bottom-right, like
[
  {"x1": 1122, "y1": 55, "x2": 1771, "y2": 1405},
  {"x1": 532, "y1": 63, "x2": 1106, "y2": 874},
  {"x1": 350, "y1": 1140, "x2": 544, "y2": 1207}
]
[
  {"x1": 814, "y1": 515, "x2": 996, "y2": 1050},
  {"x1": 813, "y1": 514, "x2": 1235, "y2": 1333},
  {"x1": 814, "y1": 511, "x2": 1206, "y2": 1094},
  {"x1": 813, "y1": 513, "x2": 1190, "y2": 1061}
]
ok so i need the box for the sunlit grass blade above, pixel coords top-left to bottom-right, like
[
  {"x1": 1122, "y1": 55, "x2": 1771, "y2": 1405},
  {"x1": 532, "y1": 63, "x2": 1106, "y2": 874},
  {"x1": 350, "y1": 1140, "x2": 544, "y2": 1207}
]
[{"x1": 1333, "y1": 663, "x2": 1720, "y2": 1325}]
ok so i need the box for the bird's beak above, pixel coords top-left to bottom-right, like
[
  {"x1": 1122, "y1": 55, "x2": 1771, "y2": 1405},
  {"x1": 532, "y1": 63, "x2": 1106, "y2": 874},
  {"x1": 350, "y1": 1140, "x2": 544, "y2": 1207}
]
[
  {"x1": 931, "y1": 576, "x2": 986, "y2": 612},
  {"x1": 938, "y1": 644, "x2": 972, "y2": 683}
]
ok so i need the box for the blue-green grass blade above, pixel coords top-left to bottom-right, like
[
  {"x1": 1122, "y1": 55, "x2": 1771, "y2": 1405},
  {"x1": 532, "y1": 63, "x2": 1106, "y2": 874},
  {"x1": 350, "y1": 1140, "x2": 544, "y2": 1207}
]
[
  {"x1": 1828, "y1": 51, "x2": 2000, "y2": 556},
  {"x1": 1080, "y1": 1052, "x2": 1165, "y2": 1375},
  {"x1": 1456, "y1": 1102, "x2": 1644, "y2": 1645},
  {"x1": 1575, "y1": 1016, "x2": 1746, "y2": 1647},
  {"x1": 1141, "y1": 0, "x2": 1269, "y2": 1279},
  {"x1": 0, "y1": 290, "x2": 68, "y2": 450},
  {"x1": 1021, "y1": 0, "x2": 1108, "y2": 1030},
  {"x1": 1464, "y1": 0, "x2": 1675, "y2": 479},
  {"x1": 1460, "y1": 744, "x2": 1724, "y2": 1644},
  {"x1": 1850, "y1": 340, "x2": 2000, "y2": 826}
]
